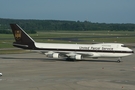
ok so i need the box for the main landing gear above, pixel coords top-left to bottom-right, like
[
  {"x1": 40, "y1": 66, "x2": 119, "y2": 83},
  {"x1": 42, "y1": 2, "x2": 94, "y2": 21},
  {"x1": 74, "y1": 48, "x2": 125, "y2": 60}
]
[
  {"x1": 117, "y1": 57, "x2": 121, "y2": 63},
  {"x1": 66, "y1": 57, "x2": 75, "y2": 61}
]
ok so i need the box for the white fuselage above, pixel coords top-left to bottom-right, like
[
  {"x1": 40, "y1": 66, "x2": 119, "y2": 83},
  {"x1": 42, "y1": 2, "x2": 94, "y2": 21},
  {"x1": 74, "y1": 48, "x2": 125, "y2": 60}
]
[{"x1": 35, "y1": 42, "x2": 133, "y2": 58}]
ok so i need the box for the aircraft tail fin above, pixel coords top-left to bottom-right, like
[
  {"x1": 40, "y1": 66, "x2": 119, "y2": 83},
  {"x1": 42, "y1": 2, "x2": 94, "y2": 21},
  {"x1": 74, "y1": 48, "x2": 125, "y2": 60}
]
[{"x1": 10, "y1": 24, "x2": 36, "y2": 49}]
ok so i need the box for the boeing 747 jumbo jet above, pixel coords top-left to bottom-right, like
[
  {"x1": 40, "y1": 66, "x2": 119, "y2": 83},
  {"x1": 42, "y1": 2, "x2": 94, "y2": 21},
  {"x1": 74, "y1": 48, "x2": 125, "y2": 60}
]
[{"x1": 10, "y1": 24, "x2": 134, "y2": 62}]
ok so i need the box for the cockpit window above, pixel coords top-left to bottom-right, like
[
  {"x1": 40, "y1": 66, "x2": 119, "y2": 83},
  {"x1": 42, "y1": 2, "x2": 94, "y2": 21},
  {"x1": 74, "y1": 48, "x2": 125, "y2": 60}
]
[{"x1": 121, "y1": 45, "x2": 127, "y2": 47}]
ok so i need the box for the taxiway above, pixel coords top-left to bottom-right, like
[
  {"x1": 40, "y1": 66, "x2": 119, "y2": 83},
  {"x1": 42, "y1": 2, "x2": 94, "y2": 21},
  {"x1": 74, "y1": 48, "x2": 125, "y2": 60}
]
[{"x1": 0, "y1": 51, "x2": 135, "y2": 90}]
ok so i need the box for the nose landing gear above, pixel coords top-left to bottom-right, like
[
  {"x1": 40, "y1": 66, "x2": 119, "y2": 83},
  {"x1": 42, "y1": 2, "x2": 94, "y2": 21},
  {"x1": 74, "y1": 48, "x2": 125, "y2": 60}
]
[{"x1": 117, "y1": 57, "x2": 121, "y2": 63}]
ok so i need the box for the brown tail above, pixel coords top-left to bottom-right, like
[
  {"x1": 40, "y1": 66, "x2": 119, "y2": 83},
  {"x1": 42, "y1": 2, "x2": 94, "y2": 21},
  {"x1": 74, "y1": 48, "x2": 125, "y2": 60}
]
[{"x1": 10, "y1": 24, "x2": 36, "y2": 49}]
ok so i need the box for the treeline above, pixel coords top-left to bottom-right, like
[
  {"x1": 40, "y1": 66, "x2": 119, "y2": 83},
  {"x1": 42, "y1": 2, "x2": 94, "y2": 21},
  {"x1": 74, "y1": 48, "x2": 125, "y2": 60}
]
[{"x1": 0, "y1": 18, "x2": 135, "y2": 34}]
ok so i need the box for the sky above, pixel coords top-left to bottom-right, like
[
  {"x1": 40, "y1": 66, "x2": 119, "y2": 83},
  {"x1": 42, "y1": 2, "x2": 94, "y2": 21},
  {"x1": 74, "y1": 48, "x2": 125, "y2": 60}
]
[{"x1": 0, "y1": 0, "x2": 135, "y2": 23}]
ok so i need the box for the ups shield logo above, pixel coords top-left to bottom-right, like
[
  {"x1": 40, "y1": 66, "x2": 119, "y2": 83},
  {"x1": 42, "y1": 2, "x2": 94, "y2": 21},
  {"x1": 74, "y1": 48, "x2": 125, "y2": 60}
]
[{"x1": 15, "y1": 30, "x2": 21, "y2": 40}]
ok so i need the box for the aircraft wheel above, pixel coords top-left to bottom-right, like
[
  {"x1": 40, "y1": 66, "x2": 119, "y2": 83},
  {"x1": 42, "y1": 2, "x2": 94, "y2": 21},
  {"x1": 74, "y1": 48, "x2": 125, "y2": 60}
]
[
  {"x1": 117, "y1": 58, "x2": 121, "y2": 63},
  {"x1": 66, "y1": 58, "x2": 74, "y2": 61},
  {"x1": 117, "y1": 60, "x2": 121, "y2": 63}
]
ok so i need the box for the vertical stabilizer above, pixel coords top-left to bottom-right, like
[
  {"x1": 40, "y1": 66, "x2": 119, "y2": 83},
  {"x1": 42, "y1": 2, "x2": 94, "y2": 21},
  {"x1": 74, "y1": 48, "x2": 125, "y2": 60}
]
[{"x1": 10, "y1": 24, "x2": 36, "y2": 49}]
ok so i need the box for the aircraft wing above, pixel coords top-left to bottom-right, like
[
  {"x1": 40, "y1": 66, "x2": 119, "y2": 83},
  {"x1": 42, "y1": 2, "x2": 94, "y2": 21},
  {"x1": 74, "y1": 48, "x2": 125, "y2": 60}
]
[
  {"x1": 33, "y1": 50, "x2": 94, "y2": 60},
  {"x1": 48, "y1": 51, "x2": 93, "y2": 58}
]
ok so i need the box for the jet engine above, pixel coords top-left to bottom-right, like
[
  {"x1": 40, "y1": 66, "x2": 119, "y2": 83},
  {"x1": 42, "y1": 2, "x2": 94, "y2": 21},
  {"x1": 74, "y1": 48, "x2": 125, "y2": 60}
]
[
  {"x1": 70, "y1": 55, "x2": 82, "y2": 60},
  {"x1": 47, "y1": 53, "x2": 60, "y2": 58}
]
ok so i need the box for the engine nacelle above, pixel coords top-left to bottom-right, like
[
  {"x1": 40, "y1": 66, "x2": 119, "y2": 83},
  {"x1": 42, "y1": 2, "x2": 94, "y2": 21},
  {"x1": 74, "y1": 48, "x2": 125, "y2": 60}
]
[
  {"x1": 52, "y1": 53, "x2": 60, "y2": 58},
  {"x1": 70, "y1": 55, "x2": 82, "y2": 60},
  {"x1": 47, "y1": 53, "x2": 60, "y2": 58}
]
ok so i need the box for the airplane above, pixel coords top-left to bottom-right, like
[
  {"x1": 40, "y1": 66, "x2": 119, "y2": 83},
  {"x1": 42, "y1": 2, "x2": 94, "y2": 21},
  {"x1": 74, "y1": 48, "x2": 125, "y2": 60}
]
[{"x1": 10, "y1": 24, "x2": 134, "y2": 62}]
